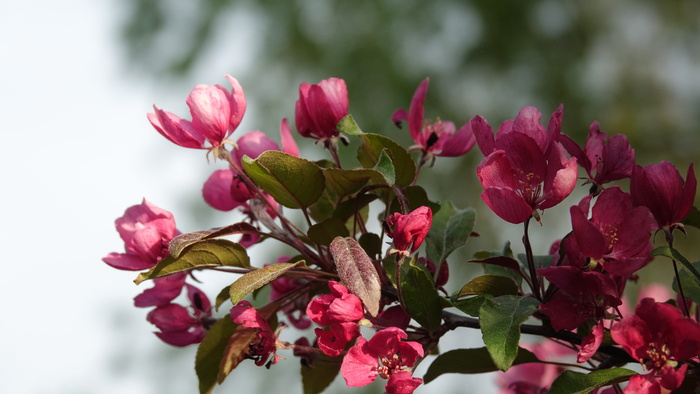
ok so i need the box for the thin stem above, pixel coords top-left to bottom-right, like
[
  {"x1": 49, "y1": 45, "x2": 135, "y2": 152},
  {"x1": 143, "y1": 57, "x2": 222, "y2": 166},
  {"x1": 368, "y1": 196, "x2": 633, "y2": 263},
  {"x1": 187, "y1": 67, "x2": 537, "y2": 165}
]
[
  {"x1": 667, "y1": 234, "x2": 690, "y2": 317},
  {"x1": 523, "y1": 218, "x2": 542, "y2": 301},
  {"x1": 395, "y1": 254, "x2": 407, "y2": 309}
]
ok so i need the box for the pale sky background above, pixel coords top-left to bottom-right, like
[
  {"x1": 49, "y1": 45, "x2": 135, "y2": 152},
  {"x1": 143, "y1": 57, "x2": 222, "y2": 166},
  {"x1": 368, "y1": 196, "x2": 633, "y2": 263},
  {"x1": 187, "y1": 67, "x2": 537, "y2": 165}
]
[{"x1": 0, "y1": 1, "x2": 497, "y2": 393}]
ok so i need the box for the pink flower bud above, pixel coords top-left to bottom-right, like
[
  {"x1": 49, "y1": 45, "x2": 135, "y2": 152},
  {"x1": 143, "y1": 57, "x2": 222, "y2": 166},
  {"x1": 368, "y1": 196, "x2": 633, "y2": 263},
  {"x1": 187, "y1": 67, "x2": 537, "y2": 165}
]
[
  {"x1": 386, "y1": 206, "x2": 433, "y2": 253},
  {"x1": 295, "y1": 77, "x2": 349, "y2": 140}
]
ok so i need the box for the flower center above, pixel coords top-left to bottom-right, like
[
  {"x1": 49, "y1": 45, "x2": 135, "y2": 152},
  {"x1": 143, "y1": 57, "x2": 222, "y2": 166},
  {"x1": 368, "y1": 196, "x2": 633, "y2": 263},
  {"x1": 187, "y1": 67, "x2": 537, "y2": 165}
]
[
  {"x1": 643, "y1": 342, "x2": 670, "y2": 371},
  {"x1": 376, "y1": 354, "x2": 404, "y2": 379}
]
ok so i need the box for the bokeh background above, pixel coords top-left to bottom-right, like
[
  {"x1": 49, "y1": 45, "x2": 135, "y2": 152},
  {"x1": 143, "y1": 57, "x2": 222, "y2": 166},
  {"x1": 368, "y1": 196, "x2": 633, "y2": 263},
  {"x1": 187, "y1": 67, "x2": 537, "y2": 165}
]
[{"x1": 2, "y1": 0, "x2": 699, "y2": 393}]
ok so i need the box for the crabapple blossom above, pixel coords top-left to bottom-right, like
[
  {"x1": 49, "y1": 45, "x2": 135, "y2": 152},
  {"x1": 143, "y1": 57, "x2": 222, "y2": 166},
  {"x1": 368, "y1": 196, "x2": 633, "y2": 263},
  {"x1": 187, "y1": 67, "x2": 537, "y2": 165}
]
[
  {"x1": 306, "y1": 281, "x2": 364, "y2": 357},
  {"x1": 340, "y1": 327, "x2": 424, "y2": 394},
  {"x1": 148, "y1": 74, "x2": 246, "y2": 151},
  {"x1": 473, "y1": 106, "x2": 577, "y2": 224},
  {"x1": 146, "y1": 284, "x2": 213, "y2": 347},
  {"x1": 392, "y1": 78, "x2": 475, "y2": 159},
  {"x1": 295, "y1": 77, "x2": 349, "y2": 141},
  {"x1": 230, "y1": 301, "x2": 280, "y2": 367},
  {"x1": 385, "y1": 206, "x2": 432, "y2": 254}
]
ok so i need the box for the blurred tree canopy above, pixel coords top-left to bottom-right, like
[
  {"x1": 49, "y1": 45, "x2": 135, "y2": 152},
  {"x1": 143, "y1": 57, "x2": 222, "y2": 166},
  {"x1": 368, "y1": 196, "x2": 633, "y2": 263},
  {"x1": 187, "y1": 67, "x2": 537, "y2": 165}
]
[
  {"x1": 120, "y1": 0, "x2": 700, "y2": 162},
  {"x1": 118, "y1": 0, "x2": 700, "y2": 234}
]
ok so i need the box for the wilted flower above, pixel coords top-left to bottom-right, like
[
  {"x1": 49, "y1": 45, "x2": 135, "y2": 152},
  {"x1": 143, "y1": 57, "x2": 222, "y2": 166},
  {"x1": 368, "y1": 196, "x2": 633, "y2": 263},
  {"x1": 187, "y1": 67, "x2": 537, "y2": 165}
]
[
  {"x1": 147, "y1": 74, "x2": 246, "y2": 152},
  {"x1": 230, "y1": 301, "x2": 280, "y2": 367},
  {"x1": 295, "y1": 77, "x2": 349, "y2": 141}
]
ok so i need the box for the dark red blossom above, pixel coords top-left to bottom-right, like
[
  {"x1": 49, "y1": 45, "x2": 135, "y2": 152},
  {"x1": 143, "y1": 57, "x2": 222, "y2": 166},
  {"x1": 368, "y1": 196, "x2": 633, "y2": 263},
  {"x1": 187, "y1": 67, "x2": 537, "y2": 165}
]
[
  {"x1": 630, "y1": 161, "x2": 696, "y2": 233},
  {"x1": 539, "y1": 266, "x2": 621, "y2": 332},
  {"x1": 340, "y1": 327, "x2": 424, "y2": 394},
  {"x1": 473, "y1": 107, "x2": 577, "y2": 224},
  {"x1": 559, "y1": 121, "x2": 635, "y2": 195},
  {"x1": 569, "y1": 186, "x2": 655, "y2": 276},
  {"x1": 386, "y1": 206, "x2": 433, "y2": 254},
  {"x1": 611, "y1": 298, "x2": 700, "y2": 392}
]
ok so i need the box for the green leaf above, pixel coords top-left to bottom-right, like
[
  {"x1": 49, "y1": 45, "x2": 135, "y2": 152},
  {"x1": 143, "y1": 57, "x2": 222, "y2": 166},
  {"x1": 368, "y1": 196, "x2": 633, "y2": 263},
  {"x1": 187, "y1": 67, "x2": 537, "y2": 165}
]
[
  {"x1": 242, "y1": 150, "x2": 325, "y2": 209},
  {"x1": 548, "y1": 368, "x2": 638, "y2": 394},
  {"x1": 301, "y1": 355, "x2": 342, "y2": 394},
  {"x1": 454, "y1": 275, "x2": 518, "y2": 299},
  {"x1": 426, "y1": 201, "x2": 476, "y2": 263},
  {"x1": 229, "y1": 261, "x2": 304, "y2": 305},
  {"x1": 358, "y1": 232, "x2": 382, "y2": 259},
  {"x1": 423, "y1": 347, "x2": 539, "y2": 383},
  {"x1": 479, "y1": 295, "x2": 540, "y2": 371},
  {"x1": 357, "y1": 133, "x2": 415, "y2": 186},
  {"x1": 672, "y1": 260, "x2": 700, "y2": 304},
  {"x1": 168, "y1": 223, "x2": 260, "y2": 258},
  {"x1": 215, "y1": 284, "x2": 232, "y2": 311},
  {"x1": 307, "y1": 218, "x2": 350, "y2": 246},
  {"x1": 336, "y1": 114, "x2": 364, "y2": 136},
  {"x1": 652, "y1": 246, "x2": 700, "y2": 287},
  {"x1": 195, "y1": 315, "x2": 237, "y2": 394},
  {"x1": 330, "y1": 237, "x2": 381, "y2": 316},
  {"x1": 373, "y1": 149, "x2": 396, "y2": 186},
  {"x1": 400, "y1": 263, "x2": 443, "y2": 330},
  {"x1": 450, "y1": 295, "x2": 489, "y2": 317},
  {"x1": 322, "y1": 167, "x2": 374, "y2": 197},
  {"x1": 135, "y1": 239, "x2": 250, "y2": 284}
]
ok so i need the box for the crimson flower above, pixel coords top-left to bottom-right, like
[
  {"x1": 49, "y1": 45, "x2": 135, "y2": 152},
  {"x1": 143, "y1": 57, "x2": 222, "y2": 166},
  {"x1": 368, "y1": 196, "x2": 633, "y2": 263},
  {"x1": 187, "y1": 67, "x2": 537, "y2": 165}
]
[
  {"x1": 611, "y1": 298, "x2": 700, "y2": 392},
  {"x1": 385, "y1": 206, "x2": 433, "y2": 254},
  {"x1": 473, "y1": 106, "x2": 578, "y2": 224},
  {"x1": 102, "y1": 199, "x2": 178, "y2": 271},
  {"x1": 148, "y1": 74, "x2": 246, "y2": 150},
  {"x1": 146, "y1": 284, "x2": 213, "y2": 347},
  {"x1": 630, "y1": 161, "x2": 696, "y2": 234},
  {"x1": 306, "y1": 281, "x2": 364, "y2": 357},
  {"x1": 340, "y1": 327, "x2": 424, "y2": 394},
  {"x1": 230, "y1": 301, "x2": 280, "y2": 367},
  {"x1": 559, "y1": 121, "x2": 635, "y2": 195},
  {"x1": 392, "y1": 78, "x2": 475, "y2": 159},
  {"x1": 538, "y1": 266, "x2": 621, "y2": 332},
  {"x1": 569, "y1": 186, "x2": 655, "y2": 276},
  {"x1": 295, "y1": 77, "x2": 349, "y2": 141}
]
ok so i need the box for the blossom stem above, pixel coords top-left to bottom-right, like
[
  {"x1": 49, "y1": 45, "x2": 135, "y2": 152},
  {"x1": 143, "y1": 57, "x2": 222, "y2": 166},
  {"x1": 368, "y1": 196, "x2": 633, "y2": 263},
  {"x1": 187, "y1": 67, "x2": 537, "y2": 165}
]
[
  {"x1": 667, "y1": 235, "x2": 691, "y2": 317},
  {"x1": 523, "y1": 218, "x2": 542, "y2": 302},
  {"x1": 395, "y1": 254, "x2": 407, "y2": 309}
]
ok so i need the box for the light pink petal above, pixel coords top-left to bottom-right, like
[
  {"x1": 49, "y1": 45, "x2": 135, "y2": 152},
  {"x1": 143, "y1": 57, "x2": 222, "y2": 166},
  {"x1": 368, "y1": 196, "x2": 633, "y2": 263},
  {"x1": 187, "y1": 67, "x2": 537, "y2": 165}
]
[
  {"x1": 148, "y1": 106, "x2": 206, "y2": 149},
  {"x1": 512, "y1": 106, "x2": 547, "y2": 152},
  {"x1": 102, "y1": 252, "x2": 153, "y2": 271},
  {"x1": 624, "y1": 374, "x2": 661, "y2": 394},
  {"x1": 341, "y1": 336, "x2": 378, "y2": 387},
  {"x1": 202, "y1": 169, "x2": 240, "y2": 211},
  {"x1": 476, "y1": 150, "x2": 519, "y2": 190},
  {"x1": 186, "y1": 83, "x2": 232, "y2": 145},
  {"x1": 279, "y1": 118, "x2": 300, "y2": 157},
  {"x1": 224, "y1": 74, "x2": 247, "y2": 130},
  {"x1": 233, "y1": 130, "x2": 280, "y2": 164},
  {"x1": 318, "y1": 77, "x2": 349, "y2": 122}
]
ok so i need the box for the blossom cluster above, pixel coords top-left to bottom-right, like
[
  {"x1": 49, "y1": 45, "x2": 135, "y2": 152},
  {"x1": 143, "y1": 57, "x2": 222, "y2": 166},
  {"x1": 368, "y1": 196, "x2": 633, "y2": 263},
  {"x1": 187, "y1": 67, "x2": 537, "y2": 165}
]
[{"x1": 104, "y1": 74, "x2": 700, "y2": 394}]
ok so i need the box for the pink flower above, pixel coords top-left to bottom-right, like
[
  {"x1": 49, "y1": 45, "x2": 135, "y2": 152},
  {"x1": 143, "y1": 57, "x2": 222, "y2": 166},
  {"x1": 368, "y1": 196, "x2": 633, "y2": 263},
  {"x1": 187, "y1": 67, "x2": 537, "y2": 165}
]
[
  {"x1": 147, "y1": 74, "x2": 246, "y2": 149},
  {"x1": 392, "y1": 78, "x2": 475, "y2": 158},
  {"x1": 230, "y1": 301, "x2": 280, "y2": 367},
  {"x1": 473, "y1": 106, "x2": 577, "y2": 224},
  {"x1": 340, "y1": 327, "x2": 424, "y2": 394},
  {"x1": 295, "y1": 77, "x2": 349, "y2": 141},
  {"x1": 134, "y1": 271, "x2": 187, "y2": 308},
  {"x1": 147, "y1": 284, "x2": 213, "y2": 347},
  {"x1": 102, "y1": 199, "x2": 178, "y2": 271},
  {"x1": 386, "y1": 206, "x2": 433, "y2": 254},
  {"x1": 569, "y1": 187, "x2": 655, "y2": 276},
  {"x1": 559, "y1": 121, "x2": 635, "y2": 195},
  {"x1": 630, "y1": 161, "x2": 696, "y2": 232},
  {"x1": 611, "y1": 298, "x2": 700, "y2": 392},
  {"x1": 307, "y1": 281, "x2": 364, "y2": 357}
]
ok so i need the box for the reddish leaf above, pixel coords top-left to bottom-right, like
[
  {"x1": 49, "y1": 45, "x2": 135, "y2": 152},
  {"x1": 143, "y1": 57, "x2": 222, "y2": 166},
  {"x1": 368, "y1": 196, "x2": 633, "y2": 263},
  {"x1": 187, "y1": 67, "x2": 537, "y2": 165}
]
[{"x1": 329, "y1": 237, "x2": 381, "y2": 316}]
